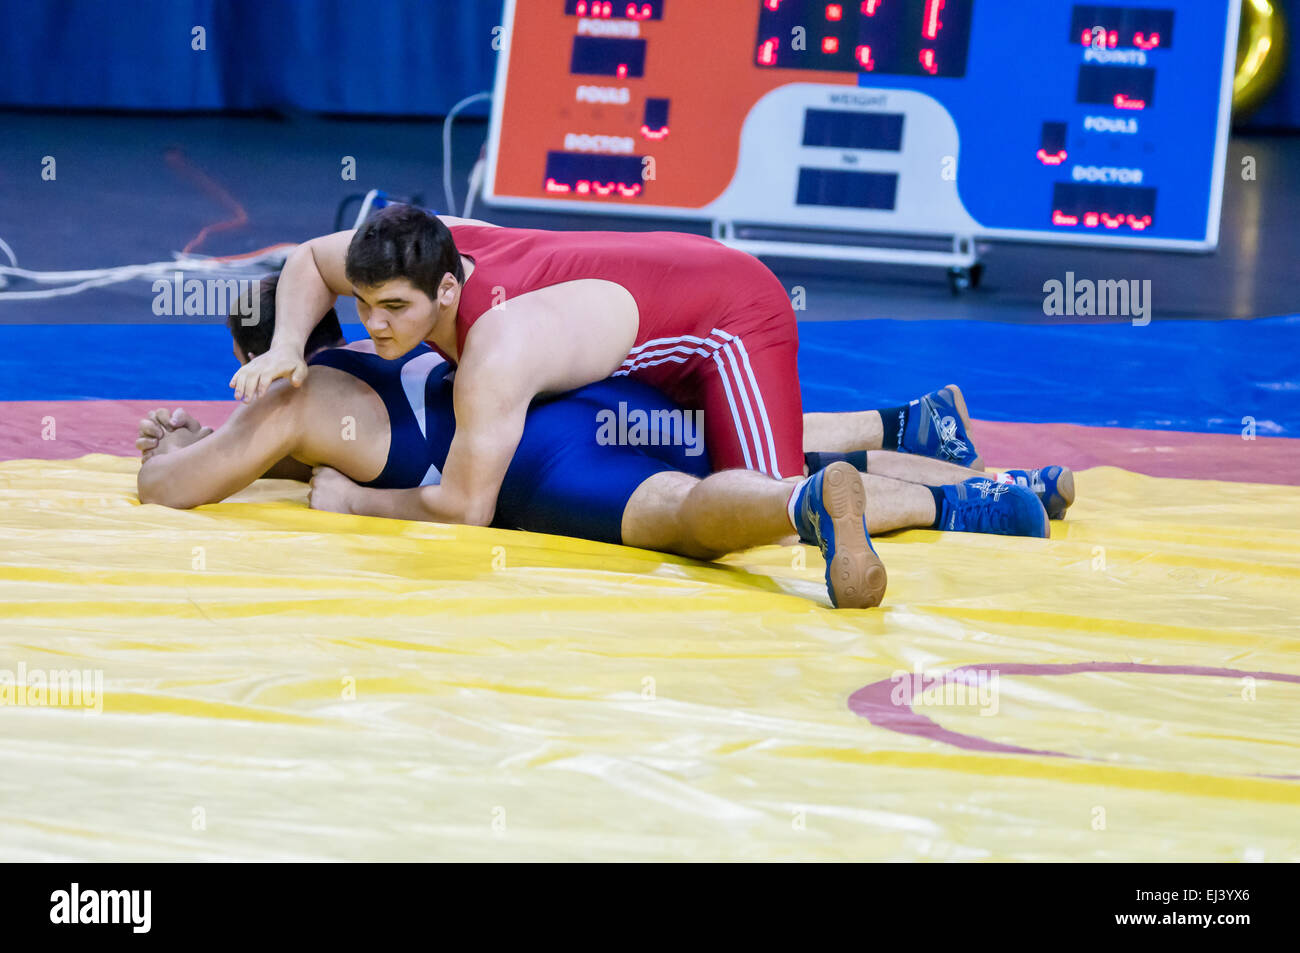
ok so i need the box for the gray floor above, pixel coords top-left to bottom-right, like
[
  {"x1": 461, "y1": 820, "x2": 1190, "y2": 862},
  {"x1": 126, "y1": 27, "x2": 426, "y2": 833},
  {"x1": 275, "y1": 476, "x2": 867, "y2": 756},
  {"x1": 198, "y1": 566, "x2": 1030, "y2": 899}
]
[{"x1": 1, "y1": 111, "x2": 1297, "y2": 326}]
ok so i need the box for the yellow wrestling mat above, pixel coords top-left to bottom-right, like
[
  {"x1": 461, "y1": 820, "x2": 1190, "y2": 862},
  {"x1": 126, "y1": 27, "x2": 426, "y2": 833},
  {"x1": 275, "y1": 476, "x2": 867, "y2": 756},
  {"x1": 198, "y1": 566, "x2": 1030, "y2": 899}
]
[{"x1": 1, "y1": 454, "x2": 1298, "y2": 861}]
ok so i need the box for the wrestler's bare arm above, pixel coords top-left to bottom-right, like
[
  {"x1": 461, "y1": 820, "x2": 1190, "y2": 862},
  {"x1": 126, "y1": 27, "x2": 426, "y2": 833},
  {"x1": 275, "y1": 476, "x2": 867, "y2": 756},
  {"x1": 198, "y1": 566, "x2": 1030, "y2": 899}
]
[
  {"x1": 323, "y1": 315, "x2": 536, "y2": 527},
  {"x1": 138, "y1": 382, "x2": 307, "y2": 509}
]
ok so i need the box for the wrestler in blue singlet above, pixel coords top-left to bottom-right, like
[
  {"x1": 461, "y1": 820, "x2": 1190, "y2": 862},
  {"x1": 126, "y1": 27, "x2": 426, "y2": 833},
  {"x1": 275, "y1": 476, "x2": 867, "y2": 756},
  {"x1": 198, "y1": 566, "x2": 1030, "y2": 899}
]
[{"x1": 307, "y1": 345, "x2": 712, "y2": 544}]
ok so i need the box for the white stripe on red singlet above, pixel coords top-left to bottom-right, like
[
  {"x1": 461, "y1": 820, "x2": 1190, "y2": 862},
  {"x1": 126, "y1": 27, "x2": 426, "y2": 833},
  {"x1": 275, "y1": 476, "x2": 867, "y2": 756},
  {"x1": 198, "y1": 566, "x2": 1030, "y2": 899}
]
[
  {"x1": 613, "y1": 329, "x2": 780, "y2": 477},
  {"x1": 713, "y1": 329, "x2": 782, "y2": 479}
]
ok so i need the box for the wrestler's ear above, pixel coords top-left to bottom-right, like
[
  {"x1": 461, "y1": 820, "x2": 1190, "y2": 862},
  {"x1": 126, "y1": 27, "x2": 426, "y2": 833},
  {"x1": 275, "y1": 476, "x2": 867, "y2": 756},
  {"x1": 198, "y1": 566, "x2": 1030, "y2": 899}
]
[{"x1": 437, "y1": 272, "x2": 460, "y2": 306}]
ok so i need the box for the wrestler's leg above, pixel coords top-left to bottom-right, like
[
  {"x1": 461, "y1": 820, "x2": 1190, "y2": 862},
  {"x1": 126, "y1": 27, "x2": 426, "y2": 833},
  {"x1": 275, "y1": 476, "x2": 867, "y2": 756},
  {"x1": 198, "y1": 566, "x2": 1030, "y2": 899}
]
[
  {"x1": 621, "y1": 470, "x2": 793, "y2": 560},
  {"x1": 622, "y1": 468, "x2": 942, "y2": 553},
  {"x1": 843, "y1": 453, "x2": 1075, "y2": 521},
  {"x1": 863, "y1": 451, "x2": 982, "y2": 485},
  {"x1": 622, "y1": 464, "x2": 888, "y2": 608},
  {"x1": 860, "y1": 473, "x2": 939, "y2": 533},
  {"x1": 803, "y1": 385, "x2": 983, "y2": 469},
  {"x1": 802, "y1": 410, "x2": 884, "y2": 453}
]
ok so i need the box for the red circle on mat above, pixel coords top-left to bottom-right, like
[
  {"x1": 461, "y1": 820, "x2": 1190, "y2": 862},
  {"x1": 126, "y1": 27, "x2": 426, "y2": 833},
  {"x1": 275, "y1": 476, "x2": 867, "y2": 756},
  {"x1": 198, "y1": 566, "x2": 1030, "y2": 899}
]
[{"x1": 848, "y1": 661, "x2": 1300, "y2": 779}]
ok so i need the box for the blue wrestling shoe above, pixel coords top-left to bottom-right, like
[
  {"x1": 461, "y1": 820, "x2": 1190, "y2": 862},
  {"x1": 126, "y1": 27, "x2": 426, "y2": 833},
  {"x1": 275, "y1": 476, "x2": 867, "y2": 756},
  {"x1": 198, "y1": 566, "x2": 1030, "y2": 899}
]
[
  {"x1": 998, "y1": 467, "x2": 1075, "y2": 520},
  {"x1": 792, "y1": 461, "x2": 888, "y2": 609},
  {"x1": 902, "y1": 385, "x2": 984, "y2": 470},
  {"x1": 936, "y1": 478, "x2": 1050, "y2": 538}
]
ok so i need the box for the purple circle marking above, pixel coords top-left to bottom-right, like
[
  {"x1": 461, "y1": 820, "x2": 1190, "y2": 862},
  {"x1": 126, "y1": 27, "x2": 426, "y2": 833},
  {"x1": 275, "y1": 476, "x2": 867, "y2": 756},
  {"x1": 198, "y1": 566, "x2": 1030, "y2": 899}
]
[{"x1": 848, "y1": 661, "x2": 1300, "y2": 777}]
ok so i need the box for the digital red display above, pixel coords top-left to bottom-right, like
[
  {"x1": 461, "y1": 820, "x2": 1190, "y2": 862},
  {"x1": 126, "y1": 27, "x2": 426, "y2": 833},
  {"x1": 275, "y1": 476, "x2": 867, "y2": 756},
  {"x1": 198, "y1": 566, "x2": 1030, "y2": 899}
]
[
  {"x1": 569, "y1": 36, "x2": 647, "y2": 77},
  {"x1": 756, "y1": 0, "x2": 972, "y2": 78},
  {"x1": 544, "y1": 153, "x2": 647, "y2": 198},
  {"x1": 565, "y1": 0, "x2": 665, "y2": 20},
  {"x1": 1071, "y1": 5, "x2": 1175, "y2": 50},
  {"x1": 1077, "y1": 64, "x2": 1155, "y2": 109},
  {"x1": 1052, "y1": 183, "x2": 1156, "y2": 231}
]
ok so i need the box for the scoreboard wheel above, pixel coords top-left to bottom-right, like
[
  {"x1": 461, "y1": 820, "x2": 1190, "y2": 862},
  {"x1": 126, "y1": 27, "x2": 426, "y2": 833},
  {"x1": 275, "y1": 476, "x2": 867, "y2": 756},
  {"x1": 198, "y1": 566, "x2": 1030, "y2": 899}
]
[{"x1": 947, "y1": 266, "x2": 973, "y2": 296}]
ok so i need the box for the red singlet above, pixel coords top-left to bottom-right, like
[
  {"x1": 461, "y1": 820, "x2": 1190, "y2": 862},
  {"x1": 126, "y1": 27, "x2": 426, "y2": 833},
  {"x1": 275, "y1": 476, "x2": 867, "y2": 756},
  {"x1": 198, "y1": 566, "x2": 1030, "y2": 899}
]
[{"x1": 449, "y1": 225, "x2": 803, "y2": 478}]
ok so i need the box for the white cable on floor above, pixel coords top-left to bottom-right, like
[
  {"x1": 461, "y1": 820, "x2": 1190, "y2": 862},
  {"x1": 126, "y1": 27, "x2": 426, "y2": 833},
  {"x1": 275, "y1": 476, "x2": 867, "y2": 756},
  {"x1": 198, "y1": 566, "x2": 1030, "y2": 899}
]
[
  {"x1": 462, "y1": 157, "x2": 487, "y2": 221},
  {"x1": 0, "y1": 237, "x2": 15, "y2": 289},
  {"x1": 0, "y1": 267, "x2": 163, "y2": 300},
  {"x1": 0, "y1": 246, "x2": 294, "y2": 301},
  {"x1": 442, "y1": 91, "x2": 491, "y2": 217}
]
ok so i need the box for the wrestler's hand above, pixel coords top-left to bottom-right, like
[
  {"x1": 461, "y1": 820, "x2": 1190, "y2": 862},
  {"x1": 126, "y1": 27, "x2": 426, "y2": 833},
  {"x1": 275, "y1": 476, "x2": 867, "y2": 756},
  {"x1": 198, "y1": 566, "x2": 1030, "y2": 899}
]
[
  {"x1": 230, "y1": 345, "x2": 308, "y2": 403},
  {"x1": 308, "y1": 466, "x2": 358, "y2": 515},
  {"x1": 158, "y1": 408, "x2": 213, "y2": 455},
  {"x1": 136, "y1": 408, "x2": 172, "y2": 460},
  {"x1": 138, "y1": 408, "x2": 212, "y2": 460}
]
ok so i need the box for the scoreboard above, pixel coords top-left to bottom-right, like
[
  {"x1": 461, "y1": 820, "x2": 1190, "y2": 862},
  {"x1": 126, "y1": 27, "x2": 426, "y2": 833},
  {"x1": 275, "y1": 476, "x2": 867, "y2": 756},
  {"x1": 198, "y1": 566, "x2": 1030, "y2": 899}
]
[{"x1": 484, "y1": 1, "x2": 1242, "y2": 252}]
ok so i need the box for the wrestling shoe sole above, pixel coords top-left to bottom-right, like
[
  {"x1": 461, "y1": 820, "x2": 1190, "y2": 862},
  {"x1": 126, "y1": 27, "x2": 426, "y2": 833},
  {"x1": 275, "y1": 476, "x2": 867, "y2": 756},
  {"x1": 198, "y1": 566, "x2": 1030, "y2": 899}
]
[
  {"x1": 1052, "y1": 467, "x2": 1076, "y2": 520},
  {"x1": 822, "y1": 462, "x2": 887, "y2": 609},
  {"x1": 942, "y1": 383, "x2": 983, "y2": 471}
]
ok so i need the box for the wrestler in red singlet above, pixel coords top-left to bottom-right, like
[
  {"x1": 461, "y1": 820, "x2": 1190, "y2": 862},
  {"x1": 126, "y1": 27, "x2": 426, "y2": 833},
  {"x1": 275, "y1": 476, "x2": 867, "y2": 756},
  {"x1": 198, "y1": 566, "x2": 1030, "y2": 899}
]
[{"x1": 447, "y1": 225, "x2": 804, "y2": 479}]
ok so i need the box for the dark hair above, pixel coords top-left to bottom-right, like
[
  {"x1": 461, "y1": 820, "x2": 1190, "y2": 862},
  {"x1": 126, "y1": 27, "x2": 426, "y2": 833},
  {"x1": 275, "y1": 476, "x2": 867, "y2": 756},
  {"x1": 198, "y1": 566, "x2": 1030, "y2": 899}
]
[
  {"x1": 344, "y1": 204, "x2": 464, "y2": 300},
  {"x1": 227, "y1": 271, "x2": 345, "y2": 359}
]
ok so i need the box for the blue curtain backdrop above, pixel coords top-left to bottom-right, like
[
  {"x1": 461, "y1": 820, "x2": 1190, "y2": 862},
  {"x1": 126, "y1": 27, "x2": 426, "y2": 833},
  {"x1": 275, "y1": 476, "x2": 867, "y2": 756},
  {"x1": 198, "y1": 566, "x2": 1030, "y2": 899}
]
[
  {"x1": 0, "y1": 0, "x2": 499, "y2": 116},
  {"x1": 0, "y1": 0, "x2": 1295, "y2": 126}
]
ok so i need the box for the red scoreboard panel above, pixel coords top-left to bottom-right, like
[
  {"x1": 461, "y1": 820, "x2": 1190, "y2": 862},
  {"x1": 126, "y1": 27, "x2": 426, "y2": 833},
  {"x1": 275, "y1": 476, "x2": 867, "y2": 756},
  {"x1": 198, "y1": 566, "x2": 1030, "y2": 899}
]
[{"x1": 487, "y1": 0, "x2": 872, "y2": 211}]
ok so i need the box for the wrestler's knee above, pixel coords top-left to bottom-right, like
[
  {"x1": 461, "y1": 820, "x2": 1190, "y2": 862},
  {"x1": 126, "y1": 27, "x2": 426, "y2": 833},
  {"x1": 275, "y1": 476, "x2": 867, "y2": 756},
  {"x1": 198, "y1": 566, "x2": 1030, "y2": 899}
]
[{"x1": 621, "y1": 471, "x2": 718, "y2": 558}]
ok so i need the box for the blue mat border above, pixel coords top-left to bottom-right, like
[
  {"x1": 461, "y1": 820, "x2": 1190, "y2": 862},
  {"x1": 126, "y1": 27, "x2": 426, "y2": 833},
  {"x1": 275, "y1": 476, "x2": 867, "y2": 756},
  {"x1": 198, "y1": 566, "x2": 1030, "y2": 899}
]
[{"x1": 1, "y1": 316, "x2": 1295, "y2": 437}]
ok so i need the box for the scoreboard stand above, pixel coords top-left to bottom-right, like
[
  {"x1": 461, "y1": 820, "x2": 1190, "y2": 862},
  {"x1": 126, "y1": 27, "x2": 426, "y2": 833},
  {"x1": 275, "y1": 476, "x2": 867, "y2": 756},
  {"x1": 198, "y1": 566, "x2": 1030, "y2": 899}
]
[{"x1": 709, "y1": 218, "x2": 982, "y2": 293}]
